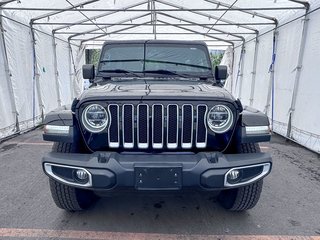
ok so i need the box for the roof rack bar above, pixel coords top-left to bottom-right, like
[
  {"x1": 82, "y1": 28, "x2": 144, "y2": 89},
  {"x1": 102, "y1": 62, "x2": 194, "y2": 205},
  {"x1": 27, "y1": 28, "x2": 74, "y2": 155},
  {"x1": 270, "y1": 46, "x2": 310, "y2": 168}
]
[
  {"x1": 155, "y1": 0, "x2": 258, "y2": 33},
  {"x1": 204, "y1": 0, "x2": 277, "y2": 24},
  {"x1": 53, "y1": 0, "x2": 149, "y2": 32},
  {"x1": 31, "y1": 0, "x2": 99, "y2": 22},
  {"x1": 1, "y1": 7, "x2": 305, "y2": 11}
]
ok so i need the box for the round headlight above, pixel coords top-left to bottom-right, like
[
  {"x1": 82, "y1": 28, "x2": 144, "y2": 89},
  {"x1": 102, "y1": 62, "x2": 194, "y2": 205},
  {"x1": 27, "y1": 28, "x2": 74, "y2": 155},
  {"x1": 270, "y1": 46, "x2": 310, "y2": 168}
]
[
  {"x1": 81, "y1": 104, "x2": 108, "y2": 133},
  {"x1": 207, "y1": 105, "x2": 233, "y2": 133}
]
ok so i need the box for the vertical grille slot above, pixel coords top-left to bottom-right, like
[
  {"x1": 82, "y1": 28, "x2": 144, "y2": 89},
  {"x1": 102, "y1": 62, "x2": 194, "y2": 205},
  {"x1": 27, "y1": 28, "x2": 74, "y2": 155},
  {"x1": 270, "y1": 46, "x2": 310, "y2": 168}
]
[
  {"x1": 108, "y1": 104, "x2": 120, "y2": 148},
  {"x1": 122, "y1": 104, "x2": 134, "y2": 148},
  {"x1": 103, "y1": 103, "x2": 209, "y2": 150},
  {"x1": 167, "y1": 104, "x2": 178, "y2": 149},
  {"x1": 137, "y1": 104, "x2": 149, "y2": 149},
  {"x1": 152, "y1": 104, "x2": 164, "y2": 149},
  {"x1": 182, "y1": 104, "x2": 193, "y2": 149},
  {"x1": 196, "y1": 105, "x2": 207, "y2": 148}
]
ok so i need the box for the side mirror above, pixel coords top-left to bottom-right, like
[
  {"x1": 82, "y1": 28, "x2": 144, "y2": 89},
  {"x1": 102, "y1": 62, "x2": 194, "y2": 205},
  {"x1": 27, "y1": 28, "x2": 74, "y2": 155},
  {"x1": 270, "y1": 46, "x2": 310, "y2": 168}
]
[
  {"x1": 82, "y1": 64, "x2": 95, "y2": 81},
  {"x1": 214, "y1": 65, "x2": 228, "y2": 82}
]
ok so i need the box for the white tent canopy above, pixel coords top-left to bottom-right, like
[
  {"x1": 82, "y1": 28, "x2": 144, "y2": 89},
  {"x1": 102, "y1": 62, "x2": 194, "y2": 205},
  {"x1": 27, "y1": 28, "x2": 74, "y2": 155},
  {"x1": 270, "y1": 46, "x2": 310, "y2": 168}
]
[{"x1": 0, "y1": 0, "x2": 319, "y2": 153}]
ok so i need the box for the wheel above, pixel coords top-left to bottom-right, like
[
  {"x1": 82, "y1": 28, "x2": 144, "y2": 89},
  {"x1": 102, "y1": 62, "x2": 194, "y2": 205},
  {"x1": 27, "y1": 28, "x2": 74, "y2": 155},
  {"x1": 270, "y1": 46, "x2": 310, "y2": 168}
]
[
  {"x1": 48, "y1": 142, "x2": 96, "y2": 211},
  {"x1": 218, "y1": 143, "x2": 263, "y2": 211}
]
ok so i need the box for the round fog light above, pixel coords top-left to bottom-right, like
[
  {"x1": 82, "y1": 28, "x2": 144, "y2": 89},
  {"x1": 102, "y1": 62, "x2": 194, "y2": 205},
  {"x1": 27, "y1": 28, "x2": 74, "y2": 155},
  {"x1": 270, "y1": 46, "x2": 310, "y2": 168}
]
[
  {"x1": 74, "y1": 169, "x2": 89, "y2": 183},
  {"x1": 227, "y1": 169, "x2": 242, "y2": 184}
]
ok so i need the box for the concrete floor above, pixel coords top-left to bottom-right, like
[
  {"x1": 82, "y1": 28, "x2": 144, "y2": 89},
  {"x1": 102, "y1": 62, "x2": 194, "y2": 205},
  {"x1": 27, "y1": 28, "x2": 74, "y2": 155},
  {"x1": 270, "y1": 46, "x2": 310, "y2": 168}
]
[{"x1": 0, "y1": 129, "x2": 319, "y2": 239}]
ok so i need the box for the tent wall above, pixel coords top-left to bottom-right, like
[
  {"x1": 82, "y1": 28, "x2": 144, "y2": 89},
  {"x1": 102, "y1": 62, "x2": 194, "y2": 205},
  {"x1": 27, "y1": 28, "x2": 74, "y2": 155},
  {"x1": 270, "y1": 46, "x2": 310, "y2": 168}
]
[
  {"x1": 56, "y1": 39, "x2": 73, "y2": 106},
  {"x1": 2, "y1": 16, "x2": 41, "y2": 132},
  {"x1": 0, "y1": 0, "x2": 319, "y2": 154},
  {"x1": 0, "y1": 26, "x2": 16, "y2": 138},
  {"x1": 290, "y1": 10, "x2": 320, "y2": 153},
  {"x1": 0, "y1": 14, "x2": 83, "y2": 140},
  {"x1": 229, "y1": 9, "x2": 320, "y2": 153}
]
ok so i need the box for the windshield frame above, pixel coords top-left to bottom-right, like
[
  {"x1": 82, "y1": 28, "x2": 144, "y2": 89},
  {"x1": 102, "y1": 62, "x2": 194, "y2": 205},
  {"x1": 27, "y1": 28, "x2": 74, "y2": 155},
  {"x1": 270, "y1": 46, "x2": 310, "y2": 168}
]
[{"x1": 96, "y1": 41, "x2": 214, "y2": 80}]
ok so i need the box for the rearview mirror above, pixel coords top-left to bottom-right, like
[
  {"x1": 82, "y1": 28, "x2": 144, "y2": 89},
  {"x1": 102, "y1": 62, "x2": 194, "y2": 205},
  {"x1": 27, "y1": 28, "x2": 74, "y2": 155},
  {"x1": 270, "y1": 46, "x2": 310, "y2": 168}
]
[
  {"x1": 82, "y1": 64, "x2": 95, "y2": 81},
  {"x1": 214, "y1": 65, "x2": 228, "y2": 82}
]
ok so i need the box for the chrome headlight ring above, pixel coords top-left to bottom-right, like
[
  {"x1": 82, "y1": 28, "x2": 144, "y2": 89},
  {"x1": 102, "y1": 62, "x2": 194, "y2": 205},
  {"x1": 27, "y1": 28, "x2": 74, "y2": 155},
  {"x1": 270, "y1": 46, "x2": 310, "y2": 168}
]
[
  {"x1": 81, "y1": 104, "x2": 109, "y2": 133},
  {"x1": 207, "y1": 105, "x2": 234, "y2": 134}
]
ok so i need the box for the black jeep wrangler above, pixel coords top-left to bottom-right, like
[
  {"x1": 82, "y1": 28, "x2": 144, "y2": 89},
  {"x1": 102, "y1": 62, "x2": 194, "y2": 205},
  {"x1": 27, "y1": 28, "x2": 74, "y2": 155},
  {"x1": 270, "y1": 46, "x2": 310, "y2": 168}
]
[{"x1": 42, "y1": 40, "x2": 272, "y2": 212}]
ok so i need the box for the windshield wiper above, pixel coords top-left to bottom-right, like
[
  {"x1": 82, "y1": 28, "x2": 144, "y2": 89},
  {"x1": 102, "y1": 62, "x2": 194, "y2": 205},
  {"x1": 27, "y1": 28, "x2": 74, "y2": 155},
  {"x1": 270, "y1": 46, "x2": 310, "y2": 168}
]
[
  {"x1": 99, "y1": 69, "x2": 142, "y2": 78},
  {"x1": 100, "y1": 59, "x2": 143, "y2": 63},
  {"x1": 144, "y1": 69, "x2": 196, "y2": 79},
  {"x1": 145, "y1": 60, "x2": 212, "y2": 70}
]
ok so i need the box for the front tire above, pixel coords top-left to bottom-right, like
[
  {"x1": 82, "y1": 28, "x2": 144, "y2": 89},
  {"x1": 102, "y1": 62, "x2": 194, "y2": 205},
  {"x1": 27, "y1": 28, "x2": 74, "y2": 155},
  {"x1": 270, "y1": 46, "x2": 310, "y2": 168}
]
[
  {"x1": 48, "y1": 142, "x2": 96, "y2": 211},
  {"x1": 218, "y1": 143, "x2": 264, "y2": 211}
]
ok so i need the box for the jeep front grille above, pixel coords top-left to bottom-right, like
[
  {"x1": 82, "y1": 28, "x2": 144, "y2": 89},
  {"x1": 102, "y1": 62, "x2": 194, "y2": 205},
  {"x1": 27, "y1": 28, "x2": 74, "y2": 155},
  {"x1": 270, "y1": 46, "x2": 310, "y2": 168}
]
[{"x1": 107, "y1": 104, "x2": 208, "y2": 150}]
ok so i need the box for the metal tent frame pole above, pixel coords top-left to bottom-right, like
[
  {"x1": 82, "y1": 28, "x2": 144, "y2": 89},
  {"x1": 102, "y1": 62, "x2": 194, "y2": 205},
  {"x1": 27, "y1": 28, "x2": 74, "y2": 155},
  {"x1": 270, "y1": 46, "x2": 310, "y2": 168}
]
[
  {"x1": 286, "y1": 2, "x2": 310, "y2": 138},
  {"x1": 151, "y1": 0, "x2": 157, "y2": 40},
  {"x1": 56, "y1": 31, "x2": 256, "y2": 35},
  {"x1": 64, "y1": 0, "x2": 107, "y2": 35},
  {"x1": 68, "y1": 40, "x2": 77, "y2": 99},
  {"x1": 53, "y1": 0, "x2": 149, "y2": 33},
  {"x1": 204, "y1": 0, "x2": 277, "y2": 23},
  {"x1": 235, "y1": 42, "x2": 246, "y2": 99},
  {"x1": 84, "y1": 43, "x2": 232, "y2": 47},
  {"x1": 157, "y1": 19, "x2": 234, "y2": 46},
  {"x1": 0, "y1": 0, "x2": 16, "y2": 6},
  {"x1": 155, "y1": 0, "x2": 258, "y2": 33},
  {"x1": 156, "y1": 12, "x2": 245, "y2": 42},
  {"x1": 52, "y1": 32, "x2": 62, "y2": 107},
  {"x1": 68, "y1": 41, "x2": 74, "y2": 100},
  {"x1": 29, "y1": 0, "x2": 96, "y2": 109},
  {"x1": 79, "y1": 21, "x2": 152, "y2": 43},
  {"x1": 79, "y1": 18, "x2": 236, "y2": 45},
  {"x1": 0, "y1": 13, "x2": 20, "y2": 132},
  {"x1": 77, "y1": 39, "x2": 235, "y2": 42},
  {"x1": 1, "y1": 7, "x2": 306, "y2": 12},
  {"x1": 68, "y1": 13, "x2": 150, "y2": 39},
  {"x1": 249, "y1": 34, "x2": 260, "y2": 106},
  {"x1": 29, "y1": 21, "x2": 45, "y2": 122},
  {"x1": 31, "y1": 0, "x2": 99, "y2": 23},
  {"x1": 35, "y1": 22, "x2": 274, "y2": 26},
  {"x1": 264, "y1": 26, "x2": 279, "y2": 130}
]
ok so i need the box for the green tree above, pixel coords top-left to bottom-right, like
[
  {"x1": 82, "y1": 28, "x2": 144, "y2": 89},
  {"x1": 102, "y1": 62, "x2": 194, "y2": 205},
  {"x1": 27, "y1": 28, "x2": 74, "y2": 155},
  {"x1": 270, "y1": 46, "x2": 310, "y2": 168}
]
[
  {"x1": 91, "y1": 49, "x2": 101, "y2": 67},
  {"x1": 86, "y1": 49, "x2": 101, "y2": 67},
  {"x1": 210, "y1": 53, "x2": 224, "y2": 69}
]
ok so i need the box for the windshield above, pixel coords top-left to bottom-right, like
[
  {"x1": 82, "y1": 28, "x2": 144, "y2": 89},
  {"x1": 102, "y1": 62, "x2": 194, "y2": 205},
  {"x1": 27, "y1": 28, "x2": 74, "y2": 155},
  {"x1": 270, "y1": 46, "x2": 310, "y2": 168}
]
[{"x1": 98, "y1": 42, "x2": 212, "y2": 78}]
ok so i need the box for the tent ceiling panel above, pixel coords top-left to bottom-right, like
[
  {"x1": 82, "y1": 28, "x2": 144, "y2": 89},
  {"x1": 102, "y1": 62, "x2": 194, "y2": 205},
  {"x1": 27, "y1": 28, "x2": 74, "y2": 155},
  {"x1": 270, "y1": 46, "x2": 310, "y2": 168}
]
[
  {"x1": 68, "y1": 21, "x2": 241, "y2": 45},
  {"x1": 0, "y1": 0, "x2": 309, "y2": 45}
]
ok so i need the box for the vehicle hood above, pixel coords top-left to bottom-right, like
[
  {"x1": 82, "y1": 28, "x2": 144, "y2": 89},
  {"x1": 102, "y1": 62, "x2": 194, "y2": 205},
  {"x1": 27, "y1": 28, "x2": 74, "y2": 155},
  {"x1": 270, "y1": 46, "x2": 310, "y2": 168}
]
[{"x1": 78, "y1": 80, "x2": 235, "y2": 102}]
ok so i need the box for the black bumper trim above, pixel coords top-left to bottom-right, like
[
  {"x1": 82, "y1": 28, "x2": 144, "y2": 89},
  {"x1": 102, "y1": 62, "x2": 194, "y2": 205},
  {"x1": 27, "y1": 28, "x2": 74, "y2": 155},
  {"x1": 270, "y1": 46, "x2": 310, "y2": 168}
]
[{"x1": 42, "y1": 151, "x2": 272, "y2": 190}]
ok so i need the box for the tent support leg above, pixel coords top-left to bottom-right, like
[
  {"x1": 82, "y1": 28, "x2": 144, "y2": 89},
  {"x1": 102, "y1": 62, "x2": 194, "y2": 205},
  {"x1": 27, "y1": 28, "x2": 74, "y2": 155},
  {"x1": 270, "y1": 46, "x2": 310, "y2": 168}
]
[
  {"x1": 68, "y1": 40, "x2": 76, "y2": 99},
  {"x1": 264, "y1": 26, "x2": 278, "y2": 130},
  {"x1": 286, "y1": 12, "x2": 310, "y2": 138},
  {"x1": 152, "y1": 0, "x2": 157, "y2": 40},
  {"x1": 249, "y1": 34, "x2": 259, "y2": 106},
  {"x1": 30, "y1": 21, "x2": 44, "y2": 122},
  {"x1": 237, "y1": 42, "x2": 246, "y2": 99},
  {"x1": 0, "y1": 14, "x2": 20, "y2": 132},
  {"x1": 52, "y1": 32, "x2": 62, "y2": 107}
]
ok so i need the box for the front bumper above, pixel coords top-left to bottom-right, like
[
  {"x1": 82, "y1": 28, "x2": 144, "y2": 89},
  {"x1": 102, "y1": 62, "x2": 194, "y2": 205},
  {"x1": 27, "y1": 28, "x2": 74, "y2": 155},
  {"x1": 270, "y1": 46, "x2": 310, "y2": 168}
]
[{"x1": 42, "y1": 151, "x2": 272, "y2": 191}]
